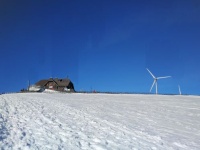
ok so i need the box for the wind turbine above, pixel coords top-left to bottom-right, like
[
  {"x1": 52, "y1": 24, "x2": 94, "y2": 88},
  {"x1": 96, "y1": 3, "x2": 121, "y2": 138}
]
[{"x1": 146, "y1": 68, "x2": 171, "y2": 94}]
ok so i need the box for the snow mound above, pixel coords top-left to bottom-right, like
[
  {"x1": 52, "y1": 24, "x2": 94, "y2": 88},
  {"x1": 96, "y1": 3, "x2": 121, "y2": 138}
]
[{"x1": 0, "y1": 93, "x2": 200, "y2": 149}]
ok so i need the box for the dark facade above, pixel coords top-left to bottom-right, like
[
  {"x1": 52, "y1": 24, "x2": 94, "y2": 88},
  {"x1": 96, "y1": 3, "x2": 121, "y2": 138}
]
[{"x1": 35, "y1": 78, "x2": 75, "y2": 92}]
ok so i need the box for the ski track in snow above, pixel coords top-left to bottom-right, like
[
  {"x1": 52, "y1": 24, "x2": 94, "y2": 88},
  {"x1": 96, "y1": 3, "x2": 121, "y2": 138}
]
[{"x1": 0, "y1": 93, "x2": 200, "y2": 149}]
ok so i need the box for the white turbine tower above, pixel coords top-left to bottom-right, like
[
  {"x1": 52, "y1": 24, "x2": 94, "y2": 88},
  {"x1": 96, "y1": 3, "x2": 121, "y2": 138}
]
[
  {"x1": 178, "y1": 85, "x2": 182, "y2": 95},
  {"x1": 146, "y1": 68, "x2": 171, "y2": 94}
]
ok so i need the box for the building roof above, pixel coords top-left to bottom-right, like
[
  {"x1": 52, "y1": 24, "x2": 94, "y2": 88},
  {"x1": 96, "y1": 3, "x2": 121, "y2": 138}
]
[
  {"x1": 35, "y1": 78, "x2": 71, "y2": 87},
  {"x1": 54, "y1": 78, "x2": 71, "y2": 87}
]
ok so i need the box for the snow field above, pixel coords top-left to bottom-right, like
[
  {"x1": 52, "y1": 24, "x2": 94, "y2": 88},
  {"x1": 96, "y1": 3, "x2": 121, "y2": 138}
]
[{"x1": 0, "y1": 93, "x2": 200, "y2": 149}]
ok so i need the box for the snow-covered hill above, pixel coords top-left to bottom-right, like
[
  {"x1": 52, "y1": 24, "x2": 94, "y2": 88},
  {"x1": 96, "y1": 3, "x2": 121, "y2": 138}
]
[{"x1": 0, "y1": 93, "x2": 200, "y2": 149}]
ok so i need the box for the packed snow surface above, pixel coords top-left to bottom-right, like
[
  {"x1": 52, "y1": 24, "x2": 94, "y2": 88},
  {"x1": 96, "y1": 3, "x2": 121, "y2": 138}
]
[{"x1": 0, "y1": 93, "x2": 200, "y2": 149}]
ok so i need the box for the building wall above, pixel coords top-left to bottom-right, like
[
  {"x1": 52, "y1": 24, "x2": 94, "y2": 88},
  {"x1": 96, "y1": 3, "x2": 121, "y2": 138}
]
[
  {"x1": 57, "y1": 87, "x2": 65, "y2": 91},
  {"x1": 45, "y1": 81, "x2": 57, "y2": 89}
]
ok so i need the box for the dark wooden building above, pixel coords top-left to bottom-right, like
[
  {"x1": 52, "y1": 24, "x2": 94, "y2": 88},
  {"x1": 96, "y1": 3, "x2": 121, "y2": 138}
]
[{"x1": 35, "y1": 78, "x2": 75, "y2": 92}]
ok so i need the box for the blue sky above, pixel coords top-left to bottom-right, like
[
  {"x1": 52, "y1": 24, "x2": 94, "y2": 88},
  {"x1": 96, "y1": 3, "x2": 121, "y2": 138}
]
[{"x1": 1, "y1": 0, "x2": 200, "y2": 95}]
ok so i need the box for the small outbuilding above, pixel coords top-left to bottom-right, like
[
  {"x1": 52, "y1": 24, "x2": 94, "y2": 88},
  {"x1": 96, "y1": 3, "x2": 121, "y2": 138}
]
[{"x1": 33, "y1": 78, "x2": 75, "y2": 92}]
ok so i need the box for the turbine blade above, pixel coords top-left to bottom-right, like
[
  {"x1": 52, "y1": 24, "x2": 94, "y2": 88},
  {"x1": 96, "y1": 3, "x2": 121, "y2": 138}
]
[
  {"x1": 157, "y1": 76, "x2": 171, "y2": 79},
  {"x1": 150, "y1": 80, "x2": 156, "y2": 92},
  {"x1": 146, "y1": 68, "x2": 155, "y2": 78}
]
